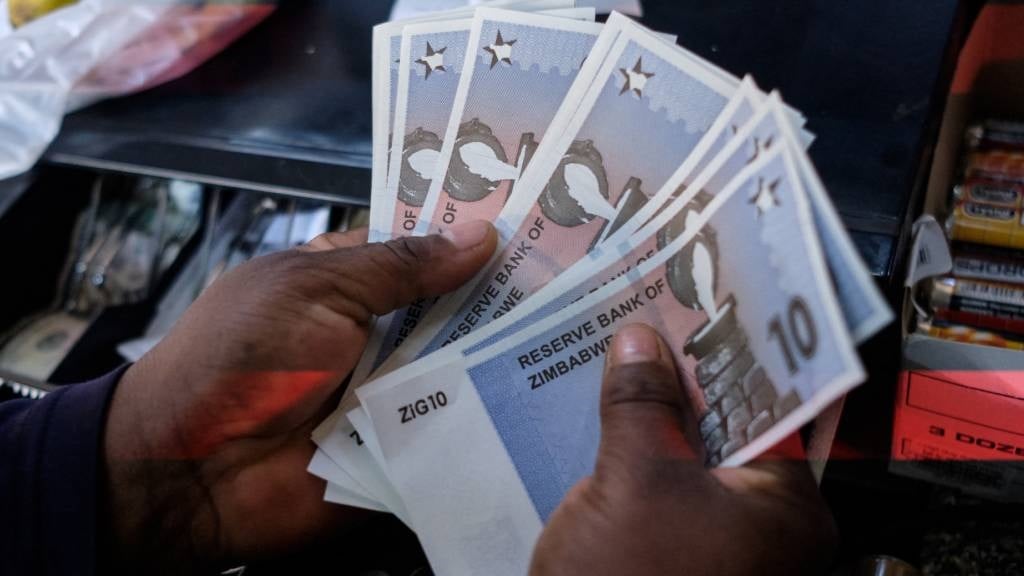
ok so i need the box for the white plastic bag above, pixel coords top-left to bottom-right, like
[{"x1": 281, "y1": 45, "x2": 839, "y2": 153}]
[{"x1": 0, "y1": 1, "x2": 272, "y2": 180}]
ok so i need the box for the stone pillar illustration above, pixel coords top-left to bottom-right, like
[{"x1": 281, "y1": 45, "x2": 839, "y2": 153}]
[{"x1": 663, "y1": 202, "x2": 800, "y2": 466}]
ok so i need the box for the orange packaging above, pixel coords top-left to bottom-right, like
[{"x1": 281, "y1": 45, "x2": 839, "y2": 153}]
[
  {"x1": 917, "y1": 318, "x2": 1024, "y2": 351},
  {"x1": 966, "y1": 150, "x2": 1024, "y2": 183}
]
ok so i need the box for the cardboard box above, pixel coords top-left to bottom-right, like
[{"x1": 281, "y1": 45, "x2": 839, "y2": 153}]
[
  {"x1": 893, "y1": 335, "x2": 1024, "y2": 500},
  {"x1": 892, "y1": 3, "x2": 1024, "y2": 501}
]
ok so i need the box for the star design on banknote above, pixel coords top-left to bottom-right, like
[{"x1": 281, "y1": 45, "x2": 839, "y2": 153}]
[
  {"x1": 484, "y1": 30, "x2": 517, "y2": 69},
  {"x1": 416, "y1": 42, "x2": 447, "y2": 79},
  {"x1": 745, "y1": 135, "x2": 774, "y2": 164},
  {"x1": 749, "y1": 177, "x2": 781, "y2": 217},
  {"x1": 619, "y1": 57, "x2": 655, "y2": 97}
]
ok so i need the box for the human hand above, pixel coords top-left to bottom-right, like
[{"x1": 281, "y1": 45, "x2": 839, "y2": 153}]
[
  {"x1": 102, "y1": 221, "x2": 497, "y2": 573},
  {"x1": 530, "y1": 323, "x2": 837, "y2": 576}
]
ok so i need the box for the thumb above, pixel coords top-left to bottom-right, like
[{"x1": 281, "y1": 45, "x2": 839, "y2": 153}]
[
  {"x1": 596, "y1": 324, "x2": 705, "y2": 484},
  {"x1": 310, "y1": 220, "x2": 497, "y2": 320}
]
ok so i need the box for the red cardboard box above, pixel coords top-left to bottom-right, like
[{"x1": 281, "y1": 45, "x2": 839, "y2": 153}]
[{"x1": 892, "y1": 336, "x2": 1024, "y2": 501}]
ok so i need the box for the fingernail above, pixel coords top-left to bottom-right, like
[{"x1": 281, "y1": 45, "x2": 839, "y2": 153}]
[
  {"x1": 610, "y1": 324, "x2": 662, "y2": 365},
  {"x1": 441, "y1": 220, "x2": 491, "y2": 251}
]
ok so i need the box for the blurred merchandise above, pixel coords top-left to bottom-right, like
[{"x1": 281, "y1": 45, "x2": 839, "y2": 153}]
[
  {"x1": 948, "y1": 176, "x2": 1024, "y2": 249},
  {"x1": 0, "y1": 311, "x2": 87, "y2": 381},
  {"x1": 909, "y1": 122, "x2": 1024, "y2": 348},
  {"x1": 929, "y1": 276, "x2": 1024, "y2": 336},
  {"x1": 0, "y1": 0, "x2": 272, "y2": 179},
  {"x1": 966, "y1": 119, "x2": 1024, "y2": 152},
  {"x1": 897, "y1": 120, "x2": 1024, "y2": 499},
  {"x1": 965, "y1": 150, "x2": 1024, "y2": 183},
  {"x1": 947, "y1": 150, "x2": 1024, "y2": 250},
  {"x1": 68, "y1": 178, "x2": 202, "y2": 313},
  {"x1": 951, "y1": 242, "x2": 1024, "y2": 285},
  {"x1": 0, "y1": 175, "x2": 202, "y2": 381},
  {"x1": 895, "y1": 2, "x2": 1024, "y2": 502},
  {"x1": 117, "y1": 195, "x2": 333, "y2": 362},
  {"x1": 344, "y1": 206, "x2": 371, "y2": 232},
  {"x1": 5, "y1": 0, "x2": 76, "y2": 29},
  {"x1": 916, "y1": 318, "x2": 1024, "y2": 351}
]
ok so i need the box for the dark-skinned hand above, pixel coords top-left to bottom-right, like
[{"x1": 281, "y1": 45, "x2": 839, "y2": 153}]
[
  {"x1": 102, "y1": 221, "x2": 497, "y2": 574},
  {"x1": 531, "y1": 323, "x2": 838, "y2": 576}
]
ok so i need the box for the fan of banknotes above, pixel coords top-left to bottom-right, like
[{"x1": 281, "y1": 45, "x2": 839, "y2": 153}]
[{"x1": 308, "y1": 3, "x2": 893, "y2": 574}]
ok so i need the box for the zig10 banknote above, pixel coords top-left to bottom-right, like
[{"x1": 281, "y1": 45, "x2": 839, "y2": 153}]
[
  {"x1": 387, "y1": 18, "x2": 472, "y2": 238},
  {"x1": 356, "y1": 143, "x2": 864, "y2": 575}
]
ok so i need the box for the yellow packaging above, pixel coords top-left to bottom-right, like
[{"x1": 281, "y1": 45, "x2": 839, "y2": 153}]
[{"x1": 949, "y1": 177, "x2": 1024, "y2": 248}]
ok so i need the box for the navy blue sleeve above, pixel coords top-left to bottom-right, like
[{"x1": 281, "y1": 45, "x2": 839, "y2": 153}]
[{"x1": 0, "y1": 366, "x2": 128, "y2": 576}]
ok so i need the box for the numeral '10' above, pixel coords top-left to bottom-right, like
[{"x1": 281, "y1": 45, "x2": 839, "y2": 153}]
[{"x1": 767, "y1": 297, "x2": 817, "y2": 375}]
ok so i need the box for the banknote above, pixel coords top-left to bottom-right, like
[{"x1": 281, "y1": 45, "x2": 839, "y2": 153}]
[
  {"x1": 357, "y1": 146, "x2": 864, "y2": 575},
  {"x1": 308, "y1": 449, "x2": 389, "y2": 513},
  {"x1": 370, "y1": 12, "x2": 475, "y2": 244},
  {"x1": 377, "y1": 18, "x2": 740, "y2": 373},
  {"x1": 308, "y1": 411, "x2": 384, "y2": 507},
  {"x1": 386, "y1": 19, "x2": 475, "y2": 238},
  {"x1": 367, "y1": 0, "x2": 580, "y2": 243},
  {"x1": 314, "y1": 410, "x2": 413, "y2": 519}
]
